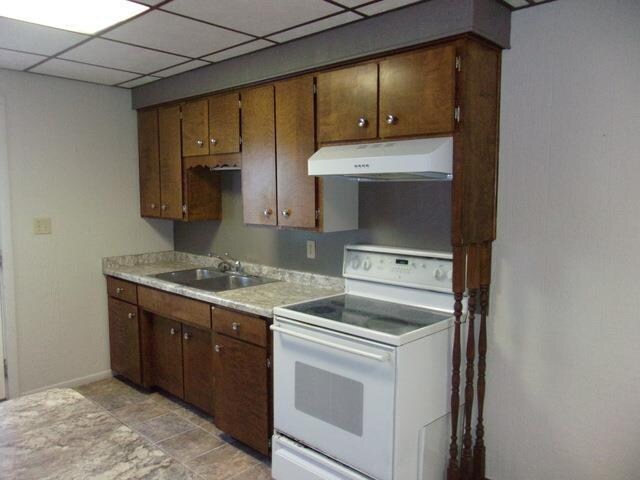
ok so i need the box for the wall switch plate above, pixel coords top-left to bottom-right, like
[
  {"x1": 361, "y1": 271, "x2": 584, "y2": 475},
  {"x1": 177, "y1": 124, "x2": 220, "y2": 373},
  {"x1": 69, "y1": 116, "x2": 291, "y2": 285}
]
[
  {"x1": 306, "y1": 240, "x2": 316, "y2": 259},
  {"x1": 33, "y1": 217, "x2": 52, "y2": 235}
]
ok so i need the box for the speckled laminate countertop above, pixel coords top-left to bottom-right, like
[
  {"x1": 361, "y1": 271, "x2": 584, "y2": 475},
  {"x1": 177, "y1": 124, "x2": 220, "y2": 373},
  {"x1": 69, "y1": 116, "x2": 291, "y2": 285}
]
[{"x1": 102, "y1": 251, "x2": 344, "y2": 317}]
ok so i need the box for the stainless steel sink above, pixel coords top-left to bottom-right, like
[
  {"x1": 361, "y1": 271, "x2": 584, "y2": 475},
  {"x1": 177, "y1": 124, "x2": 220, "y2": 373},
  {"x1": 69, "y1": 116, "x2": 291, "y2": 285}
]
[{"x1": 152, "y1": 268, "x2": 277, "y2": 292}]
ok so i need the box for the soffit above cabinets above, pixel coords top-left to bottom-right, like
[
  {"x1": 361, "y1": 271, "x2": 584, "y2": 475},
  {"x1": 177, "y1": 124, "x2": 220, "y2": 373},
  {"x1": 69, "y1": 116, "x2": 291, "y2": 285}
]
[{"x1": 0, "y1": 0, "x2": 431, "y2": 88}]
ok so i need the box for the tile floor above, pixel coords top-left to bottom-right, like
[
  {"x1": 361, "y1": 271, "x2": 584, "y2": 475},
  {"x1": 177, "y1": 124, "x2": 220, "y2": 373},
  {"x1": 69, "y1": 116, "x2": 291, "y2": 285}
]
[{"x1": 74, "y1": 376, "x2": 271, "y2": 480}]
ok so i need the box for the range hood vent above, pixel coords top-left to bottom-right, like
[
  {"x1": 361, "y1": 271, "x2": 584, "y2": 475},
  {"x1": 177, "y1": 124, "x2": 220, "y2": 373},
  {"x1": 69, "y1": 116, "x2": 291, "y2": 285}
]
[{"x1": 308, "y1": 137, "x2": 453, "y2": 182}]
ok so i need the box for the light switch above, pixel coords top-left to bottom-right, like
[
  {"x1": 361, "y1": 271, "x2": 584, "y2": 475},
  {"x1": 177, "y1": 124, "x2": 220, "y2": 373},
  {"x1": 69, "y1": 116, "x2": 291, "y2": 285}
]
[
  {"x1": 306, "y1": 240, "x2": 316, "y2": 259},
  {"x1": 33, "y1": 217, "x2": 52, "y2": 235}
]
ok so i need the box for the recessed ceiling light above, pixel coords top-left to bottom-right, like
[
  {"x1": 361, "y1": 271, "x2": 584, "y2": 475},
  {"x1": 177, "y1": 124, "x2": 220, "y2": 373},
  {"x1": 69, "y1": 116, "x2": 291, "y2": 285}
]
[{"x1": 0, "y1": 0, "x2": 149, "y2": 34}]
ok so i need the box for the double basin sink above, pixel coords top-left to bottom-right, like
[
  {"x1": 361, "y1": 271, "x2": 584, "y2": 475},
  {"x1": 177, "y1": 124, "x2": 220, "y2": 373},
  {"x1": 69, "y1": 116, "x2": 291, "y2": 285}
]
[{"x1": 153, "y1": 268, "x2": 277, "y2": 292}]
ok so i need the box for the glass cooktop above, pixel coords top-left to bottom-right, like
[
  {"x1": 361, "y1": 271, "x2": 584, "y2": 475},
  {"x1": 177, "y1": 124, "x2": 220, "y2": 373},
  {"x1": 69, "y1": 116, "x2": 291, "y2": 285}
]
[{"x1": 287, "y1": 294, "x2": 451, "y2": 337}]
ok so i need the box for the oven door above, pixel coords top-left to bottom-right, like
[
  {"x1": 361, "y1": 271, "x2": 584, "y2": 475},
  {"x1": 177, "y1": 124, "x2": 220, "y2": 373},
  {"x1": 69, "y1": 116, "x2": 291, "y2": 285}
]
[{"x1": 272, "y1": 316, "x2": 396, "y2": 480}]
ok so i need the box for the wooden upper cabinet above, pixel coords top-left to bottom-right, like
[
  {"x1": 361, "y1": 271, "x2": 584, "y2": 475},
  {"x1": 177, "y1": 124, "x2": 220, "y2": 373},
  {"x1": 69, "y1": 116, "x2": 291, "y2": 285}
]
[
  {"x1": 317, "y1": 62, "x2": 378, "y2": 144},
  {"x1": 275, "y1": 76, "x2": 317, "y2": 229},
  {"x1": 181, "y1": 99, "x2": 209, "y2": 157},
  {"x1": 209, "y1": 92, "x2": 240, "y2": 154},
  {"x1": 379, "y1": 45, "x2": 456, "y2": 138},
  {"x1": 138, "y1": 109, "x2": 161, "y2": 218},
  {"x1": 158, "y1": 105, "x2": 184, "y2": 220},
  {"x1": 241, "y1": 85, "x2": 277, "y2": 226}
]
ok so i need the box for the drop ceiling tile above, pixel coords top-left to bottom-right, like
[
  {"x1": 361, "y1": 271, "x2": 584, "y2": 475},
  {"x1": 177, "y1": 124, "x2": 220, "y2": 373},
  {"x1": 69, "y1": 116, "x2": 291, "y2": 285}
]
[
  {"x1": 104, "y1": 10, "x2": 252, "y2": 58},
  {"x1": 331, "y1": 0, "x2": 371, "y2": 7},
  {"x1": 356, "y1": 0, "x2": 422, "y2": 16},
  {"x1": 201, "y1": 40, "x2": 273, "y2": 63},
  {"x1": 0, "y1": 17, "x2": 88, "y2": 56},
  {"x1": 0, "y1": 49, "x2": 47, "y2": 70},
  {"x1": 162, "y1": 0, "x2": 343, "y2": 36},
  {"x1": 154, "y1": 59, "x2": 209, "y2": 77},
  {"x1": 31, "y1": 59, "x2": 138, "y2": 85},
  {"x1": 267, "y1": 12, "x2": 361, "y2": 43},
  {"x1": 503, "y1": 0, "x2": 529, "y2": 6},
  {"x1": 61, "y1": 38, "x2": 187, "y2": 74},
  {"x1": 131, "y1": 0, "x2": 165, "y2": 4},
  {"x1": 119, "y1": 75, "x2": 161, "y2": 88}
]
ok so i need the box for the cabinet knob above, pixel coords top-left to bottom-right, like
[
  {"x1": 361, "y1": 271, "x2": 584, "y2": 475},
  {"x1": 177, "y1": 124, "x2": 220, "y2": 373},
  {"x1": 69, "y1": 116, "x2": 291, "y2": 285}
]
[
  {"x1": 196, "y1": 139, "x2": 204, "y2": 147},
  {"x1": 161, "y1": 204, "x2": 168, "y2": 211},
  {"x1": 214, "y1": 344, "x2": 222, "y2": 353},
  {"x1": 357, "y1": 117, "x2": 368, "y2": 128},
  {"x1": 150, "y1": 203, "x2": 156, "y2": 209},
  {"x1": 386, "y1": 114, "x2": 398, "y2": 125},
  {"x1": 127, "y1": 312, "x2": 136, "y2": 319},
  {"x1": 210, "y1": 138, "x2": 217, "y2": 145},
  {"x1": 170, "y1": 328, "x2": 177, "y2": 335},
  {"x1": 281, "y1": 208, "x2": 291, "y2": 218},
  {"x1": 232, "y1": 322, "x2": 240, "y2": 332},
  {"x1": 115, "y1": 287, "x2": 124, "y2": 294},
  {"x1": 183, "y1": 332, "x2": 192, "y2": 340},
  {"x1": 263, "y1": 208, "x2": 273, "y2": 217}
]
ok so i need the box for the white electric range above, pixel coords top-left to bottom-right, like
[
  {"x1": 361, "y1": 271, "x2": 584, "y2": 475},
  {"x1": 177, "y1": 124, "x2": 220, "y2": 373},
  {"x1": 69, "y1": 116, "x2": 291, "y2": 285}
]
[{"x1": 271, "y1": 245, "x2": 465, "y2": 480}]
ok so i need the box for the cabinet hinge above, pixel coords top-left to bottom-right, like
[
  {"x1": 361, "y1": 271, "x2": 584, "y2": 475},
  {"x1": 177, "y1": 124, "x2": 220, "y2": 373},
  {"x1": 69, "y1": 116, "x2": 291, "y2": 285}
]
[
  {"x1": 182, "y1": 204, "x2": 187, "y2": 214},
  {"x1": 268, "y1": 438, "x2": 272, "y2": 448},
  {"x1": 454, "y1": 106, "x2": 461, "y2": 123},
  {"x1": 266, "y1": 357, "x2": 271, "y2": 369},
  {"x1": 238, "y1": 99, "x2": 242, "y2": 109},
  {"x1": 179, "y1": 111, "x2": 183, "y2": 120},
  {"x1": 315, "y1": 209, "x2": 320, "y2": 220},
  {"x1": 455, "y1": 55, "x2": 462, "y2": 72},
  {"x1": 239, "y1": 136, "x2": 243, "y2": 145},
  {"x1": 313, "y1": 83, "x2": 317, "y2": 95}
]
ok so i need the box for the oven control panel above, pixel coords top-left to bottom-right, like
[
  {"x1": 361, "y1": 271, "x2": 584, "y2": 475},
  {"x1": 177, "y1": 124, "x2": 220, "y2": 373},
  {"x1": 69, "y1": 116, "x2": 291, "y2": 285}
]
[{"x1": 343, "y1": 245, "x2": 453, "y2": 292}]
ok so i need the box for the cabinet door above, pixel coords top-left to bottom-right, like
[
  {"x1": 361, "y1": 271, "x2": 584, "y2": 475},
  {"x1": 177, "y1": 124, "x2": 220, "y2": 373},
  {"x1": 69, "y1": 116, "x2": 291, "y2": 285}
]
[
  {"x1": 137, "y1": 109, "x2": 161, "y2": 217},
  {"x1": 150, "y1": 315, "x2": 184, "y2": 399},
  {"x1": 213, "y1": 334, "x2": 269, "y2": 455},
  {"x1": 241, "y1": 85, "x2": 277, "y2": 226},
  {"x1": 275, "y1": 76, "x2": 317, "y2": 229},
  {"x1": 209, "y1": 92, "x2": 240, "y2": 154},
  {"x1": 316, "y1": 63, "x2": 378, "y2": 144},
  {"x1": 379, "y1": 45, "x2": 456, "y2": 138},
  {"x1": 158, "y1": 105, "x2": 184, "y2": 219},
  {"x1": 183, "y1": 325, "x2": 214, "y2": 415},
  {"x1": 182, "y1": 99, "x2": 209, "y2": 157},
  {"x1": 108, "y1": 298, "x2": 141, "y2": 384}
]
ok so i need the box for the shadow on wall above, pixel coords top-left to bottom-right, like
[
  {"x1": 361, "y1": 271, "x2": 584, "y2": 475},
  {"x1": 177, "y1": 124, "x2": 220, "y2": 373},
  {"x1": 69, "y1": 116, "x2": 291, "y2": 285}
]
[{"x1": 174, "y1": 171, "x2": 451, "y2": 276}]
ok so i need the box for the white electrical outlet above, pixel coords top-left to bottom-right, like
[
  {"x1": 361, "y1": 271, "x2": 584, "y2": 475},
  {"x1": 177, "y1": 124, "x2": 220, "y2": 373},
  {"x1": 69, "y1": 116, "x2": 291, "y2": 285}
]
[
  {"x1": 306, "y1": 240, "x2": 316, "y2": 259},
  {"x1": 33, "y1": 217, "x2": 52, "y2": 235}
]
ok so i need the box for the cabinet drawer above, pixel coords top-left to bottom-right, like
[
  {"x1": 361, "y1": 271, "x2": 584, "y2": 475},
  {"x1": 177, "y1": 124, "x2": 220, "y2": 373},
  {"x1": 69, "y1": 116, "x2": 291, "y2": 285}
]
[
  {"x1": 212, "y1": 306, "x2": 267, "y2": 347},
  {"x1": 107, "y1": 277, "x2": 138, "y2": 304},
  {"x1": 138, "y1": 286, "x2": 211, "y2": 330}
]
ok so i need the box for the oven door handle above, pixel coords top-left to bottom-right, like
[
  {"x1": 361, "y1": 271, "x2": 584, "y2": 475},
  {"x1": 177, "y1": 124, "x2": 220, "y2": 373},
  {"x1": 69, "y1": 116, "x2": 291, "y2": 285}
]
[{"x1": 270, "y1": 325, "x2": 390, "y2": 362}]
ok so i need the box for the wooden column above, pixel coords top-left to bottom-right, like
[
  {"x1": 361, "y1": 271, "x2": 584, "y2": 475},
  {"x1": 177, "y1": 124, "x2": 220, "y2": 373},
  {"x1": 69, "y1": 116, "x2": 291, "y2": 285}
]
[
  {"x1": 461, "y1": 245, "x2": 479, "y2": 479},
  {"x1": 447, "y1": 246, "x2": 466, "y2": 480},
  {"x1": 473, "y1": 243, "x2": 491, "y2": 480}
]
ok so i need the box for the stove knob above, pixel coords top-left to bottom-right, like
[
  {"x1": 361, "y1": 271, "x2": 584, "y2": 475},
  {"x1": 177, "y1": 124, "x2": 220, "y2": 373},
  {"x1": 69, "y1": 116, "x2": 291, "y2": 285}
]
[
  {"x1": 363, "y1": 258, "x2": 372, "y2": 270},
  {"x1": 434, "y1": 267, "x2": 445, "y2": 281}
]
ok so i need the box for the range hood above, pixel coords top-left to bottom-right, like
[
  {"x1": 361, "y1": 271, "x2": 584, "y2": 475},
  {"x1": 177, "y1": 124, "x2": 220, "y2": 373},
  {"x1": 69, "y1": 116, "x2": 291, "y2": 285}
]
[{"x1": 308, "y1": 137, "x2": 453, "y2": 181}]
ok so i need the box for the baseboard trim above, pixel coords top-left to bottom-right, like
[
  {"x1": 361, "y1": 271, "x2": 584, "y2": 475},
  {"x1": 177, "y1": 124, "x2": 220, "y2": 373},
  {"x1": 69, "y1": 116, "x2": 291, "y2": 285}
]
[{"x1": 20, "y1": 370, "x2": 113, "y2": 396}]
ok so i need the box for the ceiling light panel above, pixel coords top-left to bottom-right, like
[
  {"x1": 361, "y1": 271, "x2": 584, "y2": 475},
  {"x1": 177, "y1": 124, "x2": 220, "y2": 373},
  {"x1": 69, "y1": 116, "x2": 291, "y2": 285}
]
[
  {"x1": 0, "y1": 0, "x2": 149, "y2": 35},
  {"x1": 61, "y1": 38, "x2": 187, "y2": 74},
  {"x1": 31, "y1": 58, "x2": 139, "y2": 85},
  {"x1": 0, "y1": 17, "x2": 88, "y2": 55},
  {"x1": 0, "y1": 48, "x2": 47, "y2": 70},
  {"x1": 104, "y1": 10, "x2": 252, "y2": 57},
  {"x1": 162, "y1": 0, "x2": 343, "y2": 37}
]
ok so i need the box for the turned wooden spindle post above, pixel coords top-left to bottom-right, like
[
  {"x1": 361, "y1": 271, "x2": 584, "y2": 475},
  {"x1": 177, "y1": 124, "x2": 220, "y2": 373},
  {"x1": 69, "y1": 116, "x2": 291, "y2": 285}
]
[
  {"x1": 447, "y1": 246, "x2": 466, "y2": 480},
  {"x1": 473, "y1": 243, "x2": 491, "y2": 480},
  {"x1": 460, "y1": 245, "x2": 479, "y2": 479}
]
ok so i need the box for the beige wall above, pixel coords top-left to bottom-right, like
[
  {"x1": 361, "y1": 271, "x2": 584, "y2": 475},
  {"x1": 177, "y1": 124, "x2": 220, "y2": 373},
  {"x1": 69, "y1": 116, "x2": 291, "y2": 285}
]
[
  {"x1": 0, "y1": 69, "x2": 173, "y2": 395},
  {"x1": 488, "y1": 1, "x2": 640, "y2": 478}
]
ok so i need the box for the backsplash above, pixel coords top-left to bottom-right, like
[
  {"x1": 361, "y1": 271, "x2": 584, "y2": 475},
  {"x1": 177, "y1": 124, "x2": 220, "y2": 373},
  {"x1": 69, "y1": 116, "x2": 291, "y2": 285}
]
[{"x1": 174, "y1": 171, "x2": 451, "y2": 276}]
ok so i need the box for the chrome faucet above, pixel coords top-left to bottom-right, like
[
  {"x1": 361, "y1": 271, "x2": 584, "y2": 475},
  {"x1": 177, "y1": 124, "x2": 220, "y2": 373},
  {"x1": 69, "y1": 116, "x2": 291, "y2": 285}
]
[
  {"x1": 223, "y1": 252, "x2": 243, "y2": 273},
  {"x1": 208, "y1": 251, "x2": 242, "y2": 273}
]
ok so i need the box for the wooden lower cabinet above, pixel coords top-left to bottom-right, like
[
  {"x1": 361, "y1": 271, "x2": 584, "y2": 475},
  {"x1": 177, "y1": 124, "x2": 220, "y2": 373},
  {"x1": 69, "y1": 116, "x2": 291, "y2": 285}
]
[
  {"x1": 148, "y1": 315, "x2": 184, "y2": 399},
  {"x1": 213, "y1": 333, "x2": 270, "y2": 455},
  {"x1": 183, "y1": 325, "x2": 214, "y2": 415},
  {"x1": 107, "y1": 297, "x2": 141, "y2": 384}
]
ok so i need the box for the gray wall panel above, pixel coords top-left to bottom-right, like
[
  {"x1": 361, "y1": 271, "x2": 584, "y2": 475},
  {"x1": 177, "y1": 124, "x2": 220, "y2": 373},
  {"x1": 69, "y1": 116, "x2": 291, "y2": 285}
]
[{"x1": 133, "y1": 0, "x2": 510, "y2": 108}]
